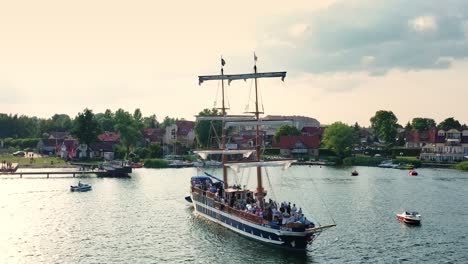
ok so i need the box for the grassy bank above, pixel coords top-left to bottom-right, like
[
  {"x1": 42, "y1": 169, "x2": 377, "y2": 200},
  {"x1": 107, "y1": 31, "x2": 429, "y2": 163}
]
[
  {"x1": 455, "y1": 161, "x2": 468, "y2": 171},
  {"x1": 143, "y1": 159, "x2": 170, "y2": 168},
  {"x1": 343, "y1": 156, "x2": 385, "y2": 166},
  {"x1": 0, "y1": 155, "x2": 68, "y2": 167}
]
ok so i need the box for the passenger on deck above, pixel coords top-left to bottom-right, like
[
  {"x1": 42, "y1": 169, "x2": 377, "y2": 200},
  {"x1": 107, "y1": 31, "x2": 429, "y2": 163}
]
[{"x1": 292, "y1": 204, "x2": 297, "y2": 215}]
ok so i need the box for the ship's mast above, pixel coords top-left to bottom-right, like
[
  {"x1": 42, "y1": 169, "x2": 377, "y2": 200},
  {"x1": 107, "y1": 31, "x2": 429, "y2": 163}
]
[
  {"x1": 198, "y1": 55, "x2": 287, "y2": 200},
  {"x1": 253, "y1": 56, "x2": 264, "y2": 208},
  {"x1": 220, "y1": 57, "x2": 228, "y2": 189}
]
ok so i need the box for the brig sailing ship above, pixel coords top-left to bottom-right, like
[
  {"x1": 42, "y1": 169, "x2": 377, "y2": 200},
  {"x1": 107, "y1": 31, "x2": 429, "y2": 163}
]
[{"x1": 189, "y1": 55, "x2": 335, "y2": 249}]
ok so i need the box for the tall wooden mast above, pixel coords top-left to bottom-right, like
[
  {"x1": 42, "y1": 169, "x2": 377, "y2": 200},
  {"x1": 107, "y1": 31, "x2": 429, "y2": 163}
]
[
  {"x1": 253, "y1": 54, "x2": 264, "y2": 208},
  {"x1": 220, "y1": 57, "x2": 228, "y2": 189},
  {"x1": 198, "y1": 55, "x2": 287, "y2": 199}
]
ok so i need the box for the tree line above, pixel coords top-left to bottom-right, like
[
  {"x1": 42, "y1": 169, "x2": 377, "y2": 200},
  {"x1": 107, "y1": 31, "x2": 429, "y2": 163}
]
[
  {"x1": 321, "y1": 110, "x2": 466, "y2": 161},
  {"x1": 0, "y1": 109, "x2": 181, "y2": 140}
]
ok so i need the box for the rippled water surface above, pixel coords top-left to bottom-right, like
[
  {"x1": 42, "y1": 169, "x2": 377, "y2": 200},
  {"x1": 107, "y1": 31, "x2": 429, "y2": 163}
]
[{"x1": 1, "y1": 166, "x2": 467, "y2": 263}]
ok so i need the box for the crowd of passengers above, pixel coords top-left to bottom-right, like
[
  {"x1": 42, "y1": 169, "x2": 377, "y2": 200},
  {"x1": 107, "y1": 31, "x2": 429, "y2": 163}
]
[{"x1": 195, "y1": 181, "x2": 314, "y2": 228}]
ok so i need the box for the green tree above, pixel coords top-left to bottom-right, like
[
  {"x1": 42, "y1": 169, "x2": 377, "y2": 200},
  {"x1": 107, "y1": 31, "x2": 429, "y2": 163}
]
[
  {"x1": 71, "y1": 108, "x2": 102, "y2": 145},
  {"x1": 370, "y1": 110, "x2": 398, "y2": 145},
  {"x1": 95, "y1": 109, "x2": 116, "y2": 132},
  {"x1": 404, "y1": 121, "x2": 412, "y2": 131},
  {"x1": 143, "y1": 114, "x2": 158, "y2": 129},
  {"x1": 437, "y1": 117, "x2": 462, "y2": 130},
  {"x1": 50, "y1": 114, "x2": 72, "y2": 132},
  {"x1": 114, "y1": 109, "x2": 142, "y2": 156},
  {"x1": 274, "y1": 125, "x2": 301, "y2": 143},
  {"x1": 322, "y1": 122, "x2": 355, "y2": 158},
  {"x1": 148, "y1": 143, "x2": 163, "y2": 158},
  {"x1": 161, "y1": 116, "x2": 177, "y2": 128},
  {"x1": 411, "y1": 117, "x2": 436, "y2": 131},
  {"x1": 133, "y1": 108, "x2": 142, "y2": 122},
  {"x1": 195, "y1": 108, "x2": 222, "y2": 148}
]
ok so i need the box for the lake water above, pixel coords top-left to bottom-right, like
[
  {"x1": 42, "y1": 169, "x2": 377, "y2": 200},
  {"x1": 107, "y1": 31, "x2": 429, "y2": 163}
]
[{"x1": 1, "y1": 166, "x2": 467, "y2": 263}]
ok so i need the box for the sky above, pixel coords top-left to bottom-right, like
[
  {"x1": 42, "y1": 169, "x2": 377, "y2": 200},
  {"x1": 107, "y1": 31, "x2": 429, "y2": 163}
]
[{"x1": 1, "y1": 0, "x2": 467, "y2": 126}]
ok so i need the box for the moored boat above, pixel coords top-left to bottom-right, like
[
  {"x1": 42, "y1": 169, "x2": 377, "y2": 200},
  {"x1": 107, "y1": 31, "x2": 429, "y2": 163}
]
[
  {"x1": 351, "y1": 170, "x2": 359, "y2": 176},
  {"x1": 130, "y1": 162, "x2": 144, "y2": 168},
  {"x1": 397, "y1": 211, "x2": 421, "y2": 225},
  {"x1": 395, "y1": 163, "x2": 414, "y2": 170}
]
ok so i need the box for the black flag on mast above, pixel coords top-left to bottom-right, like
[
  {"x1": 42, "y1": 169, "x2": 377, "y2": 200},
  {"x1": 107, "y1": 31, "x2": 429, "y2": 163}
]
[{"x1": 221, "y1": 57, "x2": 226, "y2": 66}]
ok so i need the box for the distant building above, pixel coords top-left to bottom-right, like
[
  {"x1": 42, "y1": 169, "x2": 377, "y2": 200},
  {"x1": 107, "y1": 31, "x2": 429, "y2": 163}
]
[
  {"x1": 264, "y1": 115, "x2": 320, "y2": 130},
  {"x1": 143, "y1": 128, "x2": 165, "y2": 144},
  {"x1": 272, "y1": 135, "x2": 320, "y2": 157},
  {"x1": 419, "y1": 128, "x2": 468, "y2": 162},
  {"x1": 405, "y1": 128, "x2": 436, "y2": 148},
  {"x1": 163, "y1": 121, "x2": 195, "y2": 154},
  {"x1": 89, "y1": 131, "x2": 121, "y2": 160},
  {"x1": 37, "y1": 132, "x2": 73, "y2": 155},
  {"x1": 301, "y1": 127, "x2": 325, "y2": 138}
]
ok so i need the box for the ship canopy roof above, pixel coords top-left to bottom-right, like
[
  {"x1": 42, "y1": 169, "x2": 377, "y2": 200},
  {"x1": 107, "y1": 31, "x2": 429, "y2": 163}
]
[
  {"x1": 194, "y1": 149, "x2": 255, "y2": 160},
  {"x1": 225, "y1": 159, "x2": 296, "y2": 173}
]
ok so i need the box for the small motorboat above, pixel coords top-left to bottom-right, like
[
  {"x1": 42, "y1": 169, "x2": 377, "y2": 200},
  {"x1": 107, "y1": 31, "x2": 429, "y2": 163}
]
[
  {"x1": 397, "y1": 211, "x2": 421, "y2": 225},
  {"x1": 408, "y1": 170, "x2": 418, "y2": 176},
  {"x1": 351, "y1": 170, "x2": 359, "y2": 176},
  {"x1": 70, "y1": 182, "x2": 92, "y2": 192}
]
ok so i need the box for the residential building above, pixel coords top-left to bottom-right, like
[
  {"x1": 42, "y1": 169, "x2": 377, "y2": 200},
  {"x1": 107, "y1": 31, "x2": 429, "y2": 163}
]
[
  {"x1": 143, "y1": 128, "x2": 165, "y2": 144},
  {"x1": 272, "y1": 135, "x2": 320, "y2": 157},
  {"x1": 418, "y1": 128, "x2": 468, "y2": 162},
  {"x1": 264, "y1": 115, "x2": 320, "y2": 130},
  {"x1": 89, "y1": 131, "x2": 121, "y2": 160},
  {"x1": 164, "y1": 121, "x2": 196, "y2": 154}
]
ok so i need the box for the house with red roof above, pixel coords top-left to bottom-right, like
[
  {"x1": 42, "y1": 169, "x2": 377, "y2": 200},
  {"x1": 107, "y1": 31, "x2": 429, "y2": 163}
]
[
  {"x1": 301, "y1": 127, "x2": 325, "y2": 138},
  {"x1": 404, "y1": 128, "x2": 437, "y2": 148},
  {"x1": 98, "y1": 131, "x2": 120, "y2": 142},
  {"x1": 37, "y1": 132, "x2": 75, "y2": 155},
  {"x1": 143, "y1": 128, "x2": 165, "y2": 144},
  {"x1": 163, "y1": 121, "x2": 196, "y2": 154},
  {"x1": 272, "y1": 135, "x2": 321, "y2": 157},
  {"x1": 89, "y1": 131, "x2": 121, "y2": 160}
]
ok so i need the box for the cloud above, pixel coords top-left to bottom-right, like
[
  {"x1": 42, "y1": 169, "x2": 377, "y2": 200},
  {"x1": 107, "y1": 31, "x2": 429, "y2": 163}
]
[
  {"x1": 289, "y1": 23, "x2": 312, "y2": 38},
  {"x1": 258, "y1": 0, "x2": 468, "y2": 75},
  {"x1": 464, "y1": 20, "x2": 468, "y2": 39},
  {"x1": 409, "y1": 16, "x2": 438, "y2": 32}
]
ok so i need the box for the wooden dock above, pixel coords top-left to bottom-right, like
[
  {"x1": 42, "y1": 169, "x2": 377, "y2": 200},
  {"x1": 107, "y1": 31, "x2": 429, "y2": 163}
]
[{"x1": 1, "y1": 170, "x2": 108, "y2": 178}]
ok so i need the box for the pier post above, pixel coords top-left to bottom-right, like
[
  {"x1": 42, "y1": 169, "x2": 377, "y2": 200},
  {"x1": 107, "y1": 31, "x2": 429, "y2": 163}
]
[{"x1": 47, "y1": 173, "x2": 49, "y2": 178}]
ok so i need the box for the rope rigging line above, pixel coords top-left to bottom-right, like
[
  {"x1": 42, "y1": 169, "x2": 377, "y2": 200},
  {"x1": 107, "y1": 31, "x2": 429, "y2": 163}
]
[
  {"x1": 264, "y1": 168, "x2": 278, "y2": 202},
  {"x1": 306, "y1": 168, "x2": 336, "y2": 225},
  {"x1": 258, "y1": 79, "x2": 265, "y2": 113},
  {"x1": 244, "y1": 79, "x2": 253, "y2": 113},
  {"x1": 214, "y1": 80, "x2": 220, "y2": 109}
]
